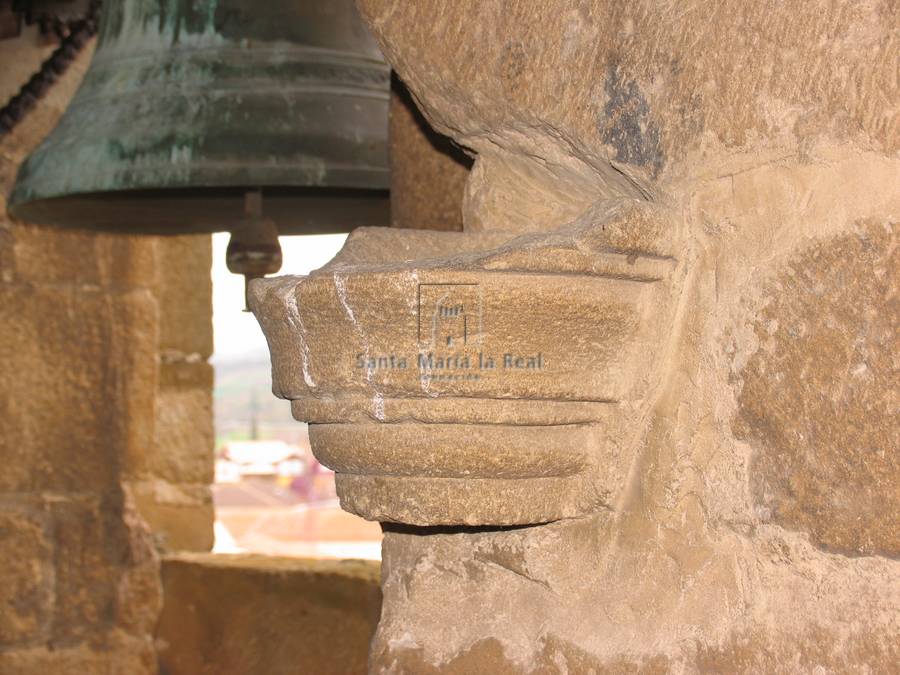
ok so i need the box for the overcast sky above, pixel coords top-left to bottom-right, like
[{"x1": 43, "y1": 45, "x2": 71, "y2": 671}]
[{"x1": 211, "y1": 232, "x2": 348, "y2": 361}]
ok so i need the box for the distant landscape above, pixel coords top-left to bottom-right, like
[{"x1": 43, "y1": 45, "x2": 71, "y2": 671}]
[{"x1": 212, "y1": 349, "x2": 303, "y2": 448}]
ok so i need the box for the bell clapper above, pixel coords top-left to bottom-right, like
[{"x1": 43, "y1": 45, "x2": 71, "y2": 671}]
[{"x1": 226, "y1": 191, "x2": 283, "y2": 311}]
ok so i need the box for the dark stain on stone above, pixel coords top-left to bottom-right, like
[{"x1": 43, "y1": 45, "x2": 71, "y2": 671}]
[
  {"x1": 391, "y1": 74, "x2": 473, "y2": 172},
  {"x1": 498, "y1": 41, "x2": 528, "y2": 91},
  {"x1": 600, "y1": 66, "x2": 664, "y2": 175}
]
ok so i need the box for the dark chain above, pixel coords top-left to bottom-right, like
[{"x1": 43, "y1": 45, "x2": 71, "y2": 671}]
[{"x1": 0, "y1": 0, "x2": 102, "y2": 137}]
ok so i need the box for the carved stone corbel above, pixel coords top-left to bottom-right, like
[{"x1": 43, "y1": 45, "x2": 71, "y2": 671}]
[{"x1": 250, "y1": 198, "x2": 685, "y2": 526}]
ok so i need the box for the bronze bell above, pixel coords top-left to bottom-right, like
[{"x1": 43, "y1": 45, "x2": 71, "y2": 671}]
[{"x1": 8, "y1": 0, "x2": 390, "y2": 296}]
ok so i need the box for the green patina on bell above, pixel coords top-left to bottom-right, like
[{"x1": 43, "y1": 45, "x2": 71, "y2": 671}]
[{"x1": 8, "y1": 0, "x2": 390, "y2": 234}]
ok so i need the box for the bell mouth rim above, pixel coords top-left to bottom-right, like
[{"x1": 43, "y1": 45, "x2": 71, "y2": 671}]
[{"x1": 8, "y1": 185, "x2": 390, "y2": 235}]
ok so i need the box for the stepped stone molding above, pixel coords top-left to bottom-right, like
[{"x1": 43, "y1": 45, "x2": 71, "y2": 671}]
[{"x1": 251, "y1": 201, "x2": 684, "y2": 525}]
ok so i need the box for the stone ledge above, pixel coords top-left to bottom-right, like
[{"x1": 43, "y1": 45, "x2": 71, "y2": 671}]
[{"x1": 156, "y1": 553, "x2": 382, "y2": 675}]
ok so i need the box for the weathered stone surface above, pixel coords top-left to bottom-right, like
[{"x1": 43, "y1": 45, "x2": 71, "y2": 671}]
[
  {"x1": 336, "y1": 474, "x2": 595, "y2": 526},
  {"x1": 359, "y1": 0, "x2": 899, "y2": 174},
  {"x1": 50, "y1": 494, "x2": 127, "y2": 643},
  {"x1": 390, "y1": 80, "x2": 469, "y2": 231},
  {"x1": 736, "y1": 220, "x2": 899, "y2": 557},
  {"x1": 370, "y1": 519, "x2": 900, "y2": 673},
  {"x1": 129, "y1": 482, "x2": 214, "y2": 552},
  {"x1": 156, "y1": 553, "x2": 382, "y2": 675},
  {"x1": 135, "y1": 362, "x2": 215, "y2": 485},
  {"x1": 0, "y1": 507, "x2": 52, "y2": 645},
  {"x1": 0, "y1": 491, "x2": 162, "y2": 653},
  {"x1": 0, "y1": 284, "x2": 158, "y2": 492},
  {"x1": 114, "y1": 492, "x2": 164, "y2": 638},
  {"x1": 6, "y1": 224, "x2": 158, "y2": 289},
  {"x1": 374, "y1": 626, "x2": 900, "y2": 675},
  {"x1": 0, "y1": 630, "x2": 157, "y2": 675},
  {"x1": 155, "y1": 234, "x2": 213, "y2": 358}
]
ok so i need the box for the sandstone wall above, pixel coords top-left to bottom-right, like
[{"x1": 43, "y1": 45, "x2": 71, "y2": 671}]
[
  {"x1": 389, "y1": 78, "x2": 470, "y2": 232},
  {"x1": 330, "y1": 2, "x2": 898, "y2": 671},
  {"x1": 0, "y1": 28, "x2": 213, "y2": 673}
]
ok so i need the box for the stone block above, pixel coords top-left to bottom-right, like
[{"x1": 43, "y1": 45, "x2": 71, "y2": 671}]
[
  {"x1": 0, "y1": 284, "x2": 158, "y2": 492},
  {"x1": 0, "y1": 491, "x2": 156, "y2": 648},
  {"x1": 114, "y1": 495, "x2": 163, "y2": 638},
  {"x1": 48, "y1": 494, "x2": 127, "y2": 643},
  {"x1": 128, "y1": 482, "x2": 214, "y2": 552},
  {"x1": 124, "y1": 362, "x2": 214, "y2": 484},
  {"x1": 0, "y1": 507, "x2": 52, "y2": 646},
  {"x1": 153, "y1": 363, "x2": 214, "y2": 484},
  {"x1": 7, "y1": 224, "x2": 158, "y2": 289},
  {"x1": 156, "y1": 553, "x2": 382, "y2": 675},
  {"x1": 736, "y1": 221, "x2": 899, "y2": 557},
  {"x1": 155, "y1": 234, "x2": 213, "y2": 358},
  {"x1": 0, "y1": 629, "x2": 156, "y2": 675},
  {"x1": 159, "y1": 359, "x2": 214, "y2": 390}
]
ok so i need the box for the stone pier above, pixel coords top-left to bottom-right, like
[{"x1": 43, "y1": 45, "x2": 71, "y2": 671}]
[{"x1": 251, "y1": 1, "x2": 899, "y2": 672}]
